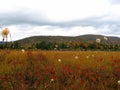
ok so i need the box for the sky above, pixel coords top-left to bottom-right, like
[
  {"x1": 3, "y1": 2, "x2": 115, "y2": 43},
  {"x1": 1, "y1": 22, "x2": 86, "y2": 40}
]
[{"x1": 0, "y1": 0, "x2": 120, "y2": 41}]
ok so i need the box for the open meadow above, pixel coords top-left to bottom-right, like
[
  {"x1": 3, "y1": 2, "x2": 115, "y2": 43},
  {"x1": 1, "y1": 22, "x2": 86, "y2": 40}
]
[{"x1": 0, "y1": 50, "x2": 120, "y2": 90}]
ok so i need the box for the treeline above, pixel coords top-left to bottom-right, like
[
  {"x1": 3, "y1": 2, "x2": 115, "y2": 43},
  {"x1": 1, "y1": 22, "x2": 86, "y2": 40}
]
[
  {"x1": 0, "y1": 41, "x2": 120, "y2": 51},
  {"x1": 31, "y1": 41, "x2": 120, "y2": 51},
  {"x1": 0, "y1": 42, "x2": 22, "y2": 49}
]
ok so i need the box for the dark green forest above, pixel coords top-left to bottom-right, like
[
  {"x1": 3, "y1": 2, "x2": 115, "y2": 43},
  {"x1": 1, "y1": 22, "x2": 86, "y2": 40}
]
[
  {"x1": 0, "y1": 35, "x2": 120, "y2": 51},
  {"x1": 0, "y1": 41, "x2": 120, "y2": 51}
]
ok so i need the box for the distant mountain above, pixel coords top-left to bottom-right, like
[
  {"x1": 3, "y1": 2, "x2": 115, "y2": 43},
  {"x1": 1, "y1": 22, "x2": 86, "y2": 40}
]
[{"x1": 16, "y1": 34, "x2": 120, "y2": 48}]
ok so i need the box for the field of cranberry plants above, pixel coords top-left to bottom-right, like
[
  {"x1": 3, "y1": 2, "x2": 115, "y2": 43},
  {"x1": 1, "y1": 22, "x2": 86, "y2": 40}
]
[{"x1": 0, "y1": 50, "x2": 120, "y2": 90}]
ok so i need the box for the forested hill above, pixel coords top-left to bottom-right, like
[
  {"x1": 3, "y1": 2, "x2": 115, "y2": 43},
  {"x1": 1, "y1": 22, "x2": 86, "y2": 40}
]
[{"x1": 16, "y1": 34, "x2": 120, "y2": 48}]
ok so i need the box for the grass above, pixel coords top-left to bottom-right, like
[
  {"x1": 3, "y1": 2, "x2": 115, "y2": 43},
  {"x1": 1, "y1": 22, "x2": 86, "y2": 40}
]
[{"x1": 0, "y1": 50, "x2": 120, "y2": 90}]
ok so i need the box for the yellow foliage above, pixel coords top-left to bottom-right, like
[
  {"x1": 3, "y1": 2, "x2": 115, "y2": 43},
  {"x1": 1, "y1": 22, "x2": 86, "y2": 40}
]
[{"x1": 1, "y1": 28, "x2": 9, "y2": 37}]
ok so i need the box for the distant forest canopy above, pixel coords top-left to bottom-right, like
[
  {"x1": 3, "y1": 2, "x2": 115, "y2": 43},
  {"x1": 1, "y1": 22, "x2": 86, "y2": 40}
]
[
  {"x1": 0, "y1": 40, "x2": 120, "y2": 51},
  {"x1": 0, "y1": 34, "x2": 120, "y2": 51}
]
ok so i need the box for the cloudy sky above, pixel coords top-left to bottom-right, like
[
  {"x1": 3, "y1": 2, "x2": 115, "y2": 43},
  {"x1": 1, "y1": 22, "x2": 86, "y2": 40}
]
[{"x1": 0, "y1": 0, "x2": 120, "y2": 41}]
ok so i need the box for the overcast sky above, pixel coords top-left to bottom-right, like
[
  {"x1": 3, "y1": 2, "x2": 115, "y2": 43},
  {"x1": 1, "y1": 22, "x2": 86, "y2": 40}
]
[{"x1": 0, "y1": 0, "x2": 120, "y2": 41}]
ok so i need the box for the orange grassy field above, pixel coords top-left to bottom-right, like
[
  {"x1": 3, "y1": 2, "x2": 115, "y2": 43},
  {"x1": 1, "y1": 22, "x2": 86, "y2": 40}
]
[{"x1": 0, "y1": 50, "x2": 120, "y2": 90}]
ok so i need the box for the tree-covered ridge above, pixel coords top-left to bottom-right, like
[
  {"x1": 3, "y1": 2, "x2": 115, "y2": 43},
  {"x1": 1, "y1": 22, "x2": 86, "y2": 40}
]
[{"x1": 0, "y1": 34, "x2": 120, "y2": 51}]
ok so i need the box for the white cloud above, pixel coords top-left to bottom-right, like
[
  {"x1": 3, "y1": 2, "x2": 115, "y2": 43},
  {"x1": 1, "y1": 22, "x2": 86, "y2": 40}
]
[
  {"x1": 39, "y1": 0, "x2": 110, "y2": 22},
  {"x1": 0, "y1": 0, "x2": 120, "y2": 41},
  {"x1": 0, "y1": 25, "x2": 112, "y2": 41},
  {"x1": 0, "y1": 0, "x2": 110, "y2": 22}
]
